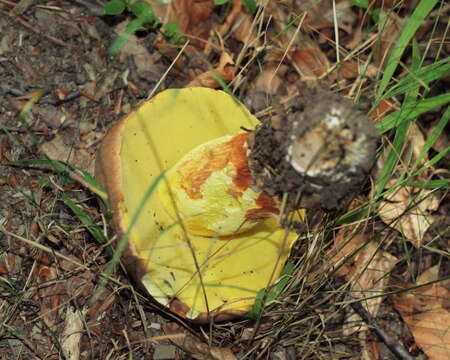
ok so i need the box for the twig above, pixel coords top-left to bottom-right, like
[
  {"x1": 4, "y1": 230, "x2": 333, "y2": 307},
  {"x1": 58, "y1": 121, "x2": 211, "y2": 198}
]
[
  {"x1": 349, "y1": 300, "x2": 416, "y2": 360},
  {"x1": 0, "y1": 0, "x2": 16, "y2": 7},
  {"x1": 0, "y1": 9, "x2": 69, "y2": 47}
]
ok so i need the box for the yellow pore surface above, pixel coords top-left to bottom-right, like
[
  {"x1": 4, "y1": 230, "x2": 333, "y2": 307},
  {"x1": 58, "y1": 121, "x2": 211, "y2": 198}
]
[
  {"x1": 119, "y1": 88, "x2": 298, "y2": 319},
  {"x1": 159, "y1": 134, "x2": 280, "y2": 237}
]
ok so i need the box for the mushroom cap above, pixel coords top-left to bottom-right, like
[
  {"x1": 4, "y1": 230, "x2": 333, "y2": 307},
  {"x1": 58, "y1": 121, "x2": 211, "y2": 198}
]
[{"x1": 95, "y1": 88, "x2": 299, "y2": 322}]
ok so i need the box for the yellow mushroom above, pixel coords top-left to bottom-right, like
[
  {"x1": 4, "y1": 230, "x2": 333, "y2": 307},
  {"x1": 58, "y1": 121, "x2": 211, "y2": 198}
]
[{"x1": 96, "y1": 88, "x2": 299, "y2": 322}]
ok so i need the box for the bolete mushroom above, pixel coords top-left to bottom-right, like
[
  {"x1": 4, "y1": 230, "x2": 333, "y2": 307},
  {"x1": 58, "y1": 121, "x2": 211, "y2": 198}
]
[
  {"x1": 96, "y1": 88, "x2": 300, "y2": 322},
  {"x1": 96, "y1": 87, "x2": 378, "y2": 322}
]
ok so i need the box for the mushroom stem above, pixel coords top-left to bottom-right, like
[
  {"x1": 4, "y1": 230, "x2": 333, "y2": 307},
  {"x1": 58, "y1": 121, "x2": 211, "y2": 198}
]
[{"x1": 247, "y1": 89, "x2": 379, "y2": 210}]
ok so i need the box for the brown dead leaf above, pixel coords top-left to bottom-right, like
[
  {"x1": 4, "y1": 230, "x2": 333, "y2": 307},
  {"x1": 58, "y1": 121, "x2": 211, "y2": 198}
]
[
  {"x1": 33, "y1": 104, "x2": 68, "y2": 129},
  {"x1": 116, "y1": 27, "x2": 156, "y2": 75},
  {"x1": 329, "y1": 228, "x2": 398, "y2": 334},
  {"x1": 243, "y1": 62, "x2": 305, "y2": 113},
  {"x1": 34, "y1": 261, "x2": 66, "y2": 327},
  {"x1": 339, "y1": 60, "x2": 360, "y2": 79},
  {"x1": 376, "y1": 122, "x2": 432, "y2": 179},
  {"x1": 147, "y1": 0, "x2": 214, "y2": 48},
  {"x1": 291, "y1": 47, "x2": 330, "y2": 78},
  {"x1": 379, "y1": 181, "x2": 440, "y2": 247},
  {"x1": 186, "y1": 51, "x2": 235, "y2": 88},
  {"x1": 217, "y1": 0, "x2": 242, "y2": 38},
  {"x1": 170, "y1": 0, "x2": 214, "y2": 36},
  {"x1": 143, "y1": 0, "x2": 167, "y2": 20},
  {"x1": 268, "y1": 0, "x2": 330, "y2": 31},
  {"x1": 164, "y1": 323, "x2": 237, "y2": 360},
  {"x1": 233, "y1": 12, "x2": 259, "y2": 47},
  {"x1": 253, "y1": 65, "x2": 287, "y2": 96},
  {"x1": 378, "y1": 123, "x2": 441, "y2": 246},
  {"x1": 393, "y1": 265, "x2": 450, "y2": 360},
  {"x1": 217, "y1": 1, "x2": 259, "y2": 48},
  {"x1": 370, "y1": 0, "x2": 416, "y2": 10},
  {"x1": 40, "y1": 134, "x2": 95, "y2": 174},
  {"x1": 368, "y1": 98, "x2": 396, "y2": 122},
  {"x1": 373, "y1": 11, "x2": 405, "y2": 68},
  {"x1": 346, "y1": 24, "x2": 364, "y2": 49},
  {"x1": 409, "y1": 122, "x2": 428, "y2": 165},
  {"x1": 85, "y1": 288, "x2": 117, "y2": 321}
]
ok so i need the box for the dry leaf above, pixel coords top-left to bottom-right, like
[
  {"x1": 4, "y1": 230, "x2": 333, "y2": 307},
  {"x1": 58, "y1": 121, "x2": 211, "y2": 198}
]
[
  {"x1": 393, "y1": 265, "x2": 450, "y2": 360},
  {"x1": 40, "y1": 134, "x2": 95, "y2": 174},
  {"x1": 329, "y1": 229, "x2": 398, "y2": 334},
  {"x1": 291, "y1": 47, "x2": 330, "y2": 78},
  {"x1": 254, "y1": 65, "x2": 287, "y2": 95},
  {"x1": 170, "y1": 0, "x2": 214, "y2": 35},
  {"x1": 339, "y1": 60, "x2": 360, "y2": 79},
  {"x1": 164, "y1": 323, "x2": 237, "y2": 360},
  {"x1": 368, "y1": 98, "x2": 396, "y2": 122},
  {"x1": 408, "y1": 122, "x2": 428, "y2": 165},
  {"x1": 116, "y1": 27, "x2": 156, "y2": 74},
  {"x1": 33, "y1": 104, "x2": 68, "y2": 129},
  {"x1": 244, "y1": 63, "x2": 294, "y2": 113},
  {"x1": 268, "y1": 0, "x2": 332, "y2": 31},
  {"x1": 233, "y1": 12, "x2": 258, "y2": 46},
  {"x1": 143, "y1": 0, "x2": 168, "y2": 20},
  {"x1": 379, "y1": 181, "x2": 440, "y2": 247},
  {"x1": 34, "y1": 261, "x2": 65, "y2": 327},
  {"x1": 373, "y1": 11, "x2": 404, "y2": 68},
  {"x1": 61, "y1": 307, "x2": 85, "y2": 360},
  {"x1": 378, "y1": 123, "x2": 440, "y2": 247},
  {"x1": 186, "y1": 52, "x2": 235, "y2": 88},
  {"x1": 217, "y1": 0, "x2": 241, "y2": 37},
  {"x1": 85, "y1": 289, "x2": 116, "y2": 321}
]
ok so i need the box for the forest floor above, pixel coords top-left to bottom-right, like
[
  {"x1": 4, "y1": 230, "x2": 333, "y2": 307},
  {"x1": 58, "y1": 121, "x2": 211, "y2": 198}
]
[{"x1": 0, "y1": 0, "x2": 449, "y2": 359}]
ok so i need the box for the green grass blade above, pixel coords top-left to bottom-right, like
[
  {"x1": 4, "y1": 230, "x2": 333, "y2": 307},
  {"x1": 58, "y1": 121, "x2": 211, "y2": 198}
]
[
  {"x1": 9, "y1": 158, "x2": 109, "y2": 207},
  {"x1": 243, "y1": 0, "x2": 257, "y2": 14},
  {"x1": 405, "y1": 179, "x2": 450, "y2": 189},
  {"x1": 61, "y1": 193, "x2": 108, "y2": 245},
  {"x1": 246, "y1": 263, "x2": 295, "y2": 319},
  {"x1": 376, "y1": 121, "x2": 410, "y2": 194},
  {"x1": 376, "y1": 49, "x2": 422, "y2": 195},
  {"x1": 382, "y1": 58, "x2": 450, "y2": 100},
  {"x1": 413, "y1": 106, "x2": 450, "y2": 168},
  {"x1": 422, "y1": 146, "x2": 450, "y2": 168},
  {"x1": 10, "y1": 158, "x2": 67, "y2": 173},
  {"x1": 375, "y1": 93, "x2": 450, "y2": 133},
  {"x1": 376, "y1": 0, "x2": 440, "y2": 98}
]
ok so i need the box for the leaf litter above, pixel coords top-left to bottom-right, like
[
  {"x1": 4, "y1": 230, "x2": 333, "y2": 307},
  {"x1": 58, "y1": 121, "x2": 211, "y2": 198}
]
[
  {"x1": 392, "y1": 265, "x2": 450, "y2": 360},
  {"x1": 0, "y1": 0, "x2": 449, "y2": 359}
]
